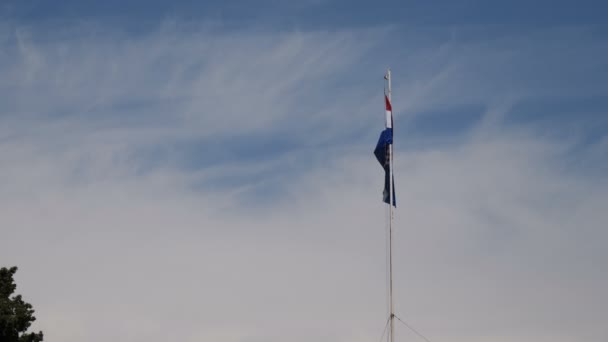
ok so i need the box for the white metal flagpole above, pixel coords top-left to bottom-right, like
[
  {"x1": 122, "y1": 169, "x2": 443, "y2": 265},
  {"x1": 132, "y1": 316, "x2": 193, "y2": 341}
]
[{"x1": 386, "y1": 68, "x2": 395, "y2": 342}]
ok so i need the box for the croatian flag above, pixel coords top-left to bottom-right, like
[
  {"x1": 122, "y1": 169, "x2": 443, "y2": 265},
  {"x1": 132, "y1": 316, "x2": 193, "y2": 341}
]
[{"x1": 374, "y1": 95, "x2": 396, "y2": 206}]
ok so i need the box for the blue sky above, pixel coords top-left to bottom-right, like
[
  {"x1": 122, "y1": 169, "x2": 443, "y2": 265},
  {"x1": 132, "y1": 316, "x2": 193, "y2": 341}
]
[
  {"x1": 1, "y1": 1, "x2": 608, "y2": 342},
  {"x1": 5, "y1": 0, "x2": 608, "y2": 29}
]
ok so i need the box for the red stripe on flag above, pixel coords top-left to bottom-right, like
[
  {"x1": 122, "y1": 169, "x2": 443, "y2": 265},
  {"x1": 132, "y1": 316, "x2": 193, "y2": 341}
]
[{"x1": 385, "y1": 95, "x2": 392, "y2": 111}]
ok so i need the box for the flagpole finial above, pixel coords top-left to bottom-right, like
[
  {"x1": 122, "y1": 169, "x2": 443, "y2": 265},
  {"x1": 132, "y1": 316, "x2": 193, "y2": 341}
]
[{"x1": 385, "y1": 68, "x2": 392, "y2": 102}]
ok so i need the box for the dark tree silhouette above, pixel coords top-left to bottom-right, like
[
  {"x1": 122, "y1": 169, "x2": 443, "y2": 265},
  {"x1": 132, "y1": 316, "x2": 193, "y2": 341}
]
[{"x1": 0, "y1": 267, "x2": 43, "y2": 342}]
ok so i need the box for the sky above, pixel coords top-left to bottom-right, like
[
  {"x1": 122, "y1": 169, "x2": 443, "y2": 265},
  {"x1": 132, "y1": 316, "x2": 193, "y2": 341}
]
[{"x1": 1, "y1": 1, "x2": 607, "y2": 342}]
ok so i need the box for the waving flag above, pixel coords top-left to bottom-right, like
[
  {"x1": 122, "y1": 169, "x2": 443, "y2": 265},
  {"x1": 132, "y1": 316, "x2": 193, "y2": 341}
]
[{"x1": 374, "y1": 95, "x2": 396, "y2": 206}]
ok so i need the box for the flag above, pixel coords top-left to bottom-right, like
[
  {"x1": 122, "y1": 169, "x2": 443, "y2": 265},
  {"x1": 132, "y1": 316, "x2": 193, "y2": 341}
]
[{"x1": 374, "y1": 95, "x2": 396, "y2": 206}]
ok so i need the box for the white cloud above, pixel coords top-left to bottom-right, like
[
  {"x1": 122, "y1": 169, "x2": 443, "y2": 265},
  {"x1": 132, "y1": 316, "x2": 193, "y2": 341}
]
[{"x1": 1, "y1": 21, "x2": 607, "y2": 342}]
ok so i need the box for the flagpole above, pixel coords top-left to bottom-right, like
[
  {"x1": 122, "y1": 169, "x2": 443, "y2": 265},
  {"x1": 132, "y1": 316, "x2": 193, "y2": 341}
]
[{"x1": 386, "y1": 68, "x2": 395, "y2": 342}]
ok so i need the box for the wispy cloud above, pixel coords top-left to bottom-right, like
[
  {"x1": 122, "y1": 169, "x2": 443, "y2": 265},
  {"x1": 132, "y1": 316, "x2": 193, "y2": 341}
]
[{"x1": 1, "y1": 19, "x2": 607, "y2": 342}]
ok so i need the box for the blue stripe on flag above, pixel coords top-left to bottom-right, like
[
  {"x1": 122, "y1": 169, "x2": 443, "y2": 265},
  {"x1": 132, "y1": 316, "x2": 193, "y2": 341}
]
[{"x1": 374, "y1": 128, "x2": 396, "y2": 206}]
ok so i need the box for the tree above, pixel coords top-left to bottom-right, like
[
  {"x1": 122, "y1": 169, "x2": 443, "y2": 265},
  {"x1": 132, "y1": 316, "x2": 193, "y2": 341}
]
[{"x1": 0, "y1": 267, "x2": 44, "y2": 342}]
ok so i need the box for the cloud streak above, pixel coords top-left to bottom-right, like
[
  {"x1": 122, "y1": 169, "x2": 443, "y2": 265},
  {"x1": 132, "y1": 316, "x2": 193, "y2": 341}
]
[{"x1": 1, "y1": 19, "x2": 607, "y2": 342}]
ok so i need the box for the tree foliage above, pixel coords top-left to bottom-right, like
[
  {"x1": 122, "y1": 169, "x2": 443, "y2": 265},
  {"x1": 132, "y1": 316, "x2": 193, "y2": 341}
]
[{"x1": 0, "y1": 267, "x2": 43, "y2": 342}]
